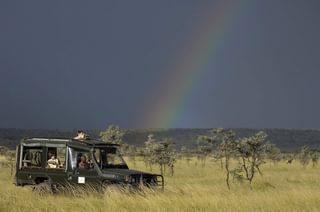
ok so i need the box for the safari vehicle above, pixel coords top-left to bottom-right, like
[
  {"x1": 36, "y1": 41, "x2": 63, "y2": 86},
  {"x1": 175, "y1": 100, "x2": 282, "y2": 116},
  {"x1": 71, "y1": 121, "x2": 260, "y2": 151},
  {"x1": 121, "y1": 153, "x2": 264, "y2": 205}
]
[{"x1": 15, "y1": 138, "x2": 164, "y2": 191}]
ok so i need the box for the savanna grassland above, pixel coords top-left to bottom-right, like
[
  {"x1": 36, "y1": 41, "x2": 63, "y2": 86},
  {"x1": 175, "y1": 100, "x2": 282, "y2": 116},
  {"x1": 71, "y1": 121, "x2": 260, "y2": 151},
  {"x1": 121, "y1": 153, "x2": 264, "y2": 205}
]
[{"x1": 0, "y1": 157, "x2": 320, "y2": 212}]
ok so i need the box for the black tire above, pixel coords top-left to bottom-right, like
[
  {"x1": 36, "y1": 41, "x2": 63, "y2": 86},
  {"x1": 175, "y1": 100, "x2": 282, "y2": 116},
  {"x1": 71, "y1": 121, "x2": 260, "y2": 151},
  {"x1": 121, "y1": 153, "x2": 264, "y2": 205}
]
[{"x1": 32, "y1": 181, "x2": 53, "y2": 195}]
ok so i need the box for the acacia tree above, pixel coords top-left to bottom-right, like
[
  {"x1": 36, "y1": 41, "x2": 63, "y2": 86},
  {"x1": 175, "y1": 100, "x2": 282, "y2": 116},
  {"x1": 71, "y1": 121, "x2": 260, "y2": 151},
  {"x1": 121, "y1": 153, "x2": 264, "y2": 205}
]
[
  {"x1": 180, "y1": 146, "x2": 192, "y2": 166},
  {"x1": 236, "y1": 131, "x2": 269, "y2": 185},
  {"x1": 310, "y1": 150, "x2": 320, "y2": 168},
  {"x1": 213, "y1": 128, "x2": 237, "y2": 189},
  {"x1": 144, "y1": 135, "x2": 176, "y2": 176},
  {"x1": 196, "y1": 134, "x2": 215, "y2": 167},
  {"x1": 265, "y1": 143, "x2": 281, "y2": 165},
  {"x1": 197, "y1": 128, "x2": 238, "y2": 189},
  {"x1": 155, "y1": 138, "x2": 176, "y2": 176},
  {"x1": 205, "y1": 130, "x2": 271, "y2": 188},
  {"x1": 144, "y1": 134, "x2": 156, "y2": 170},
  {"x1": 298, "y1": 146, "x2": 311, "y2": 168},
  {"x1": 0, "y1": 146, "x2": 8, "y2": 156},
  {"x1": 122, "y1": 144, "x2": 137, "y2": 166},
  {"x1": 100, "y1": 125, "x2": 124, "y2": 145},
  {"x1": 0, "y1": 146, "x2": 15, "y2": 176}
]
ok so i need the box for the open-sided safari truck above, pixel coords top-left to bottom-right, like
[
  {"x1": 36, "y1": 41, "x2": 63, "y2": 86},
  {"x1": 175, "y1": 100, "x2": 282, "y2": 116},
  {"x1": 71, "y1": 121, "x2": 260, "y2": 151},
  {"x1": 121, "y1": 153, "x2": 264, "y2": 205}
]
[{"x1": 15, "y1": 138, "x2": 164, "y2": 192}]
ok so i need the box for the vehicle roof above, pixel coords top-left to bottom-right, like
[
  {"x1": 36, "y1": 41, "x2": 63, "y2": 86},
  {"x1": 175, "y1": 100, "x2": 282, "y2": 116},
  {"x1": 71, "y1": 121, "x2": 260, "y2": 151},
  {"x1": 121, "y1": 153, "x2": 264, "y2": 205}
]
[{"x1": 20, "y1": 138, "x2": 120, "y2": 148}]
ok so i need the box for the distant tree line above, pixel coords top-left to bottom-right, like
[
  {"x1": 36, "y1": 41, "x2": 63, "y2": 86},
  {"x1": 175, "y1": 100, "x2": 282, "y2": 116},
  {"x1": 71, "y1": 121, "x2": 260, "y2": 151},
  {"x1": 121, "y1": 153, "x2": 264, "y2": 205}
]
[{"x1": 2, "y1": 128, "x2": 320, "y2": 151}]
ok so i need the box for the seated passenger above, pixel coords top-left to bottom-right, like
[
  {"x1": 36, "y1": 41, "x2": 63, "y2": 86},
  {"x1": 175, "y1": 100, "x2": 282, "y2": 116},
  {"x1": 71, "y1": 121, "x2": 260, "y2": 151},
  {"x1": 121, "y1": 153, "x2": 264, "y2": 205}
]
[
  {"x1": 47, "y1": 153, "x2": 59, "y2": 168},
  {"x1": 78, "y1": 155, "x2": 88, "y2": 169},
  {"x1": 78, "y1": 155, "x2": 93, "y2": 169}
]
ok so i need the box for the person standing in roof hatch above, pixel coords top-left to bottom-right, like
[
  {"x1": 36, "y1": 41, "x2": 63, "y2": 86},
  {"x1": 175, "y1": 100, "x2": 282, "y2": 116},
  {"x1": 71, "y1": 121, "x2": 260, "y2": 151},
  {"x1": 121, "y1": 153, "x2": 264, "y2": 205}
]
[{"x1": 73, "y1": 130, "x2": 86, "y2": 140}]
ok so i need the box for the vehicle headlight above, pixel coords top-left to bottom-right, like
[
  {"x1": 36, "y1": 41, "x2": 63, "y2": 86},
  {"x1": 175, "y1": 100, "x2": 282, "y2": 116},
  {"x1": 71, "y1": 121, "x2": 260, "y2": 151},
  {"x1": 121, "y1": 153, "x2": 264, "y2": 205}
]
[
  {"x1": 124, "y1": 175, "x2": 136, "y2": 183},
  {"x1": 124, "y1": 175, "x2": 131, "y2": 182}
]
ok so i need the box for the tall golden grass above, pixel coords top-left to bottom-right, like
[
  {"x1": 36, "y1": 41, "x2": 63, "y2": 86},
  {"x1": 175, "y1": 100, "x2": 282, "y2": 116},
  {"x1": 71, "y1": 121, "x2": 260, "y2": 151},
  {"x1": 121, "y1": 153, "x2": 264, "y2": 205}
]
[{"x1": 0, "y1": 157, "x2": 320, "y2": 212}]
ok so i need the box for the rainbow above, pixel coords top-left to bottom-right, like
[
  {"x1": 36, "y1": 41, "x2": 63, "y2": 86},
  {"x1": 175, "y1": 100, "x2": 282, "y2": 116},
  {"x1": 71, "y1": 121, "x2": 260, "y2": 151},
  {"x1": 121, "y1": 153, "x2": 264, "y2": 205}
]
[{"x1": 140, "y1": 1, "x2": 247, "y2": 128}]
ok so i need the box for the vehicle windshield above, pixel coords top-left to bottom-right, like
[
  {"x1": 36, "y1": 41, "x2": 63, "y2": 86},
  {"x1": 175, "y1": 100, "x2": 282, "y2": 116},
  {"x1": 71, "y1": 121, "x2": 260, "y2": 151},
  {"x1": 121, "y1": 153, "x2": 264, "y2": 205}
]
[{"x1": 94, "y1": 147, "x2": 128, "y2": 169}]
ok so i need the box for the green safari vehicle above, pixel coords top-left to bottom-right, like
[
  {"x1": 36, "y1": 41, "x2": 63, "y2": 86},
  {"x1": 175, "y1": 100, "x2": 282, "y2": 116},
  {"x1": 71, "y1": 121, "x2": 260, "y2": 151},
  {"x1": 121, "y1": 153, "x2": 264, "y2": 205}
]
[{"x1": 15, "y1": 138, "x2": 164, "y2": 191}]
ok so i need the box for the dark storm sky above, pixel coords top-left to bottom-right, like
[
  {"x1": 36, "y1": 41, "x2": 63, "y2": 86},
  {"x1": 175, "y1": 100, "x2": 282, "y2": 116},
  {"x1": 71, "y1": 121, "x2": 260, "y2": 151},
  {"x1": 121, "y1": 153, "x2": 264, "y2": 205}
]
[{"x1": 0, "y1": 0, "x2": 320, "y2": 129}]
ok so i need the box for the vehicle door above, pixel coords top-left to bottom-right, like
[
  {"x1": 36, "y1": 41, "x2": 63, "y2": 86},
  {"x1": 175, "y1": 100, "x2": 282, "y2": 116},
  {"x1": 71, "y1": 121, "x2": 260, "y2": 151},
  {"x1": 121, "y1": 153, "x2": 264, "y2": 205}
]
[
  {"x1": 17, "y1": 145, "x2": 45, "y2": 184},
  {"x1": 67, "y1": 147, "x2": 100, "y2": 186},
  {"x1": 44, "y1": 145, "x2": 68, "y2": 185}
]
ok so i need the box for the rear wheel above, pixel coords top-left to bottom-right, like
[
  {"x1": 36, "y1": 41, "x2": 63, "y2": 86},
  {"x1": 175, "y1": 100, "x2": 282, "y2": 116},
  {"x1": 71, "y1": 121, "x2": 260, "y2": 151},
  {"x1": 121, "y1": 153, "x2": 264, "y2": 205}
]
[{"x1": 32, "y1": 181, "x2": 53, "y2": 195}]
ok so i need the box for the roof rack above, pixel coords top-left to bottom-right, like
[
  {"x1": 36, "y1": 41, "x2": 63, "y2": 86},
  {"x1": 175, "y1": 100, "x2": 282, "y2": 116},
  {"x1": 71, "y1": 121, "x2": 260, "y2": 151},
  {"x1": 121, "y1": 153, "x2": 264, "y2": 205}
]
[
  {"x1": 25, "y1": 138, "x2": 71, "y2": 142},
  {"x1": 22, "y1": 137, "x2": 120, "y2": 147},
  {"x1": 74, "y1": 139, "x2": 120, "y2": 146}
]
